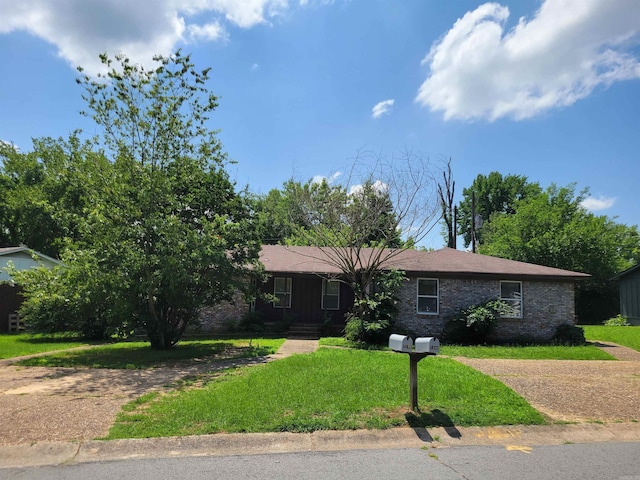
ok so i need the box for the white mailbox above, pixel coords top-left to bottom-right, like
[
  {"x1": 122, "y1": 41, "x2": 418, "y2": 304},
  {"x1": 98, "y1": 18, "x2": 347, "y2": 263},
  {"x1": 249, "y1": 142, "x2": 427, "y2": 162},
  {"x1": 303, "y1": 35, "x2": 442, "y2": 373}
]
[
  {"x1": 414, "y1": 337, "x2": 440, "y2": 355},
  {"x1": 389, "y1": 334, "x2": 413, "y2": 353}
]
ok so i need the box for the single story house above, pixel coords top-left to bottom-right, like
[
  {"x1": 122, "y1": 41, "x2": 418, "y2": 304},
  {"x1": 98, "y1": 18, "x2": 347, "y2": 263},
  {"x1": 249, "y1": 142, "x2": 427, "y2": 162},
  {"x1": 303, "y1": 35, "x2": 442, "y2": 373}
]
[
  {"x1": 0, "y1": 246, "x2": 63, "y2": 333},
  {"x1": 613, "y1": 264, "x2": 640, "y2": 325},
  {"x1": 250, "y1": 245, "x2": 590, "y2": 341}
]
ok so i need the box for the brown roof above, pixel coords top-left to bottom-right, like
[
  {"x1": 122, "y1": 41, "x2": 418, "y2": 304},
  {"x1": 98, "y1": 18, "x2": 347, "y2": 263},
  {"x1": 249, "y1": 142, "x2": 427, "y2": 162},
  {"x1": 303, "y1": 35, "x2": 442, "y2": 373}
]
[{"x1": 259, "y1": 245, "x2": 590, "y2": 281}]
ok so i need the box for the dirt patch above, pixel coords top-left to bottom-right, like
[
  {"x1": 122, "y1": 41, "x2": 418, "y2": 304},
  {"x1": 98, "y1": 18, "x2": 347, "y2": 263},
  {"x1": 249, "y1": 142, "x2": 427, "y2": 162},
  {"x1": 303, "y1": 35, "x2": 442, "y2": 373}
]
[{"x1": 0, "y1": 356, "x2": 270, "y2": 445}]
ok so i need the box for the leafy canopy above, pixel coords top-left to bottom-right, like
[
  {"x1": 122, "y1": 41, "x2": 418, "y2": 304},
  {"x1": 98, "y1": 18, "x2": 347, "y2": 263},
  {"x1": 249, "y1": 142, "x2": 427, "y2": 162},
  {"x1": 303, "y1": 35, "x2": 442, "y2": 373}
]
[
  {"x1": 17, "y1": 51, "x2": 261, "y2": 348},
  {"x1": 480, "y1": 183, "x2": 640, "y2": 323},
  {"x1": 458, "y1": 172, "x2": 541, "y2": 248}
]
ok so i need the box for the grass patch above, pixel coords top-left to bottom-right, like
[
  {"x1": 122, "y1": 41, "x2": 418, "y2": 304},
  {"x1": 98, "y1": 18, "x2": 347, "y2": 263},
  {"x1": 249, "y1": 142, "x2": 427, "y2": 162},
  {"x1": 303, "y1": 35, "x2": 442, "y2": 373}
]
[
  {"x1": 319, "y1": 337, "x2": 388, "y2": 350},
  {"x1": 440, "y1": 344, "x2": 615, "y2": 360},
  {"x1": 320, "y1": 336, "x2": 614, "y2": 360},
  {"x1": 16, "y1": 338, "x2": 284, "y2": 369},
  {"x1": 107, "y1": 348, "x2": 545, "y2": 439},
  {"x1": 318, "y1": 337, "x2": 351, "y2": 347},
  {"x1": 583, "y1": 326, "x2": 640, "y2": 352},
  {"x1": 0, "y1": 333, "x2": 89, "y2": 359}
]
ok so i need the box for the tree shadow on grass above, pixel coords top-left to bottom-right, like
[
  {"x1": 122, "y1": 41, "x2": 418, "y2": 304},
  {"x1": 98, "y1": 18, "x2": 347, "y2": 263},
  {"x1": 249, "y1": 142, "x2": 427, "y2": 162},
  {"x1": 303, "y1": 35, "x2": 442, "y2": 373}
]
[
  {"x1": 405, "y1": 408, "x2": 462, "y2": 441},
  {"x1": 15, "y1": 335, "x2": 89, "y2": 345},
  {"x1": 16, "y1": 342, "x2": 247, "y2": 369}
]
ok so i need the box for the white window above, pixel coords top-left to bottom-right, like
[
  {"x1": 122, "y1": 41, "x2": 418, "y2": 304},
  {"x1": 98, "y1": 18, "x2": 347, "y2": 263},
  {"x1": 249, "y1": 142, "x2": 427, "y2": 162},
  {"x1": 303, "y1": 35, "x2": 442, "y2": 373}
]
[
  {"x1": 500, "y1": 281, "x2": 522, "y2": 318},
  {"x1": 322, "y1": 279, "x2": 340, "y2": 310},
  {"x1": 417, "y1": 278, "x2": 439, "y2": 315},
  {"x1": 273, "y1": 277, "x2": 292, "y2": 308}
]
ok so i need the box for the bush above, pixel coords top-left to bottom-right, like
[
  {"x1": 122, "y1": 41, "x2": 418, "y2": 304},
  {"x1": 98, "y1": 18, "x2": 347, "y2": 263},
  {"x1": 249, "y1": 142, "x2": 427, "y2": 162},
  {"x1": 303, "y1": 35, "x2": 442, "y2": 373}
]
[
  {"x1": 603, "y1": 314, "x2": 630, "y2": 326},
  {"x1": 14, "y1": 251, "x2": 131, "y2": 341},
  {"x1": 552, "y1": 324, "x2": 586, "y2": 346},
  {"x1": 442, "y1": 299, "x2": 512, "y2": 345},
  {"x1": 236, "y1": 311, "x2": 266, "y2": 333},
  {"x1": 344, "y1": 270, "x2": 404, "y2": 344}
]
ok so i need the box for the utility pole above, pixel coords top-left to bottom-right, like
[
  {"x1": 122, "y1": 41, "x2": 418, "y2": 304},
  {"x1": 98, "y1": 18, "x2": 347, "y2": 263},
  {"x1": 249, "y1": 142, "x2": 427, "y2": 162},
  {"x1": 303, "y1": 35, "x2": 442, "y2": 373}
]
[
  {"x1": 453, "y1": 205, "x2": 458, "y2": 250},
  {"x1": 471, "y1": 191, "x2": 476, "y2": 253}
]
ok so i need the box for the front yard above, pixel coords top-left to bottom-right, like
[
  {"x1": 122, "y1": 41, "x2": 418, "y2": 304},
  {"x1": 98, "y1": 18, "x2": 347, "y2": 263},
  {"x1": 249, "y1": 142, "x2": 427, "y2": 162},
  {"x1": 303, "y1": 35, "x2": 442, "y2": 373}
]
[
  {"x1": 107, "y1": 347, "x2": 545, "y2": 439},
  {"x1": 4, "y1": 326, "x2": 638, "y2": 441}
]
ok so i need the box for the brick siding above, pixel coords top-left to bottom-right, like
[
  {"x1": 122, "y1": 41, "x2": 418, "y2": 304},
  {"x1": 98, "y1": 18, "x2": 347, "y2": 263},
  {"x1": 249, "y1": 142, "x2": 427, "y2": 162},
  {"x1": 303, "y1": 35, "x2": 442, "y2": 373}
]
[
  {"x1": 396, "y1": 276, "x2": 576, "y2": 342},
  {"x1": 197, "y1": 293, "x2": 249, "y2": 332}
]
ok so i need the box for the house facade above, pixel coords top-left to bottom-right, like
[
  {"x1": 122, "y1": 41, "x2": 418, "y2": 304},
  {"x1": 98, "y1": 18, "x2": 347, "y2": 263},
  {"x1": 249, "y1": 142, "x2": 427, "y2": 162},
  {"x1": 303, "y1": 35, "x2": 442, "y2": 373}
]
[
  {"x1": 252, "y1": 245, "x2": 590, "y2": 341},
  {"x1": 614, "y1": 264, "x2": 640, "y2": 325},
  {"x1": 0, "y1": 246, "x2": 63, "y2": 333}
]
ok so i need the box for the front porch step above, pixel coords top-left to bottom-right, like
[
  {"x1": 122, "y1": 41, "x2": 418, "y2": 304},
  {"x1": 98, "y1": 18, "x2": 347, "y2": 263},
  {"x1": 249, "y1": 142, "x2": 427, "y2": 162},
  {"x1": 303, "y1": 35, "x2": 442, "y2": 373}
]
[{"x1": 287, "y1": 324, "x2": 321, "y2": 340}]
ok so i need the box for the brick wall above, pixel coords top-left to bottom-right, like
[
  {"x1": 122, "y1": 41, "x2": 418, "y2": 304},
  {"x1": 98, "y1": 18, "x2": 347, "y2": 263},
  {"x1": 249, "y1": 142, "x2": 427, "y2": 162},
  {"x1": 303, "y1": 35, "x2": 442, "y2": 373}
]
[
  {"x1": 396, "y1": 276, "x2": 576, "y2": 342},
  {"x1": 197, "y1": 292, "x2": 250, "y2": 332}
]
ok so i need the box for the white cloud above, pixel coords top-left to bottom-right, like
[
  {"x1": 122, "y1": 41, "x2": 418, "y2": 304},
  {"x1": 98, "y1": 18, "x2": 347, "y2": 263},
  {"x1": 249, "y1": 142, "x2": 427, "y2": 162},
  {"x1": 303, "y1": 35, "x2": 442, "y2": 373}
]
[
  {"x1": 0, "y1": 0, "x2": 306, "y2": 76},
  {"x1": 371, "y1": 99, "x2": 395, "y2": 119},
  {"x1": 311, "y1": 175, "x2": 326, "y2": 184},
  {"x1": 581, "y1": 195, "x2": 616, "y2": 211},
  {"x1": 349, "y1": 180, "x2": 388, "y2": 197},
  {"x1": 187, "y1": 21, "x2": 226, "y2": 42},
  {"x1": 311, "y1": 171, "x2": 342, "y2": 184},
  {"x1": 416, "y1": 0, "x2": 640, "y2": 121},
  {"x1": 251, "y1": 63, "x2": 259, "y2": 71}
]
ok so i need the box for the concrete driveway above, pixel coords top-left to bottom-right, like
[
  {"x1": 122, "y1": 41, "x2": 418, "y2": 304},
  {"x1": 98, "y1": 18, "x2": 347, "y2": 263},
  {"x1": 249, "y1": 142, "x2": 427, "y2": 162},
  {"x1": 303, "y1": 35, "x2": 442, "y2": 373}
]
[{"x1": 456, "y1": 342, "x2": 640, "y2": 423}]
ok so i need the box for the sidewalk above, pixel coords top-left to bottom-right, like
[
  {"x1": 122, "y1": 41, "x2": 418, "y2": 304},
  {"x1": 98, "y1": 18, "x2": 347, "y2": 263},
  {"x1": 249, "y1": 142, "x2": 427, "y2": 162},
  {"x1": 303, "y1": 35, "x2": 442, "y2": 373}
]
[{"x1": 2, "y1": 422, "x2": 640, "y2": 469}]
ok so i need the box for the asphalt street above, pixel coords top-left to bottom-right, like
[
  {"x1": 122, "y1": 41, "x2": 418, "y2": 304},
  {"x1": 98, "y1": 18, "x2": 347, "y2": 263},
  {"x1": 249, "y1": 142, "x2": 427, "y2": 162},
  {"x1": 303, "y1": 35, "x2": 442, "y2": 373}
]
[{"x1": 2, "y1": 443, "x2": 640, "y2": 480}]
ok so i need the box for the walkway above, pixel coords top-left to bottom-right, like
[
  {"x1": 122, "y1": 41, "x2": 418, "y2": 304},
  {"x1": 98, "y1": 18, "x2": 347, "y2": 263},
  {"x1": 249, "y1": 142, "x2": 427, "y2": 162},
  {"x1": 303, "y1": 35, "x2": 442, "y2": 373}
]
[
  {"x1": 593, "y1": 340, "x2": 640, "y2": 361},
  {"x1": 271, "y1": 338, "x2": 319, "y2": 359}
]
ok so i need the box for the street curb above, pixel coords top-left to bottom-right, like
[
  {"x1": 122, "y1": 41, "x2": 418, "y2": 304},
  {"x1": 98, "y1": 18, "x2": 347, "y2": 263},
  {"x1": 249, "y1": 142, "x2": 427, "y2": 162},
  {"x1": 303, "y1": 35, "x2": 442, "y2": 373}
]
[{"x1": 2, "y1": 423, "x2": 640, "y2": 469}]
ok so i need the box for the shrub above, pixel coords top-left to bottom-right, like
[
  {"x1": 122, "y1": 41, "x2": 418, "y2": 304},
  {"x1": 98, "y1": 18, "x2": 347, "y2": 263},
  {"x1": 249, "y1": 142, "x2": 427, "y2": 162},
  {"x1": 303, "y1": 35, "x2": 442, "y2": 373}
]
[
  {"x1": 272, "y1": 312, "x2": 295, "y2": 334},
  {"x1": 603, "y1": 314, "x2": 630, "y2": 326},
  {"x1": 552, "y1": 324, "x2": 586, "y2": 346},
  {"x1": 14, "y1": 251, "x2": 131, "y2": 341},
  {"x1": 237, "y1": 311, "x2": 266, "y2": 333},
  {"x1": 344, "y1": 270, "x2": 404, "y2": 344},
  {"x1": 442, "y1": 299, "x2": 512, "y2": 345}
]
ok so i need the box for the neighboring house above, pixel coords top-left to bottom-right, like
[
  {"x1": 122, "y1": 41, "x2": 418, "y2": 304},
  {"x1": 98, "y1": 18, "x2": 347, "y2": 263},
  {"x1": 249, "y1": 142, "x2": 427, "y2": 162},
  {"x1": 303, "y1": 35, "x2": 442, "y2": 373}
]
[
  {"x1": 0, "y1": 246, "x2": 63, "y2": 333},
  {"x1": 613, "y1": 264, "x2": 640, "y2": 325},
  {"x1": 252, "y1": 245, "x2": 590, "y2": 341}
]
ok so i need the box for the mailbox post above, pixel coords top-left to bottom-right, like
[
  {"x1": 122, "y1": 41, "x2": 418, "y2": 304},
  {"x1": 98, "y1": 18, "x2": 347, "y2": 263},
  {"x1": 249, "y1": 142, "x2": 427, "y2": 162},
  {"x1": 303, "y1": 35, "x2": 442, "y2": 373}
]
[{"x1": 389, "y1": 334, "x2": 440, "y2": 411}]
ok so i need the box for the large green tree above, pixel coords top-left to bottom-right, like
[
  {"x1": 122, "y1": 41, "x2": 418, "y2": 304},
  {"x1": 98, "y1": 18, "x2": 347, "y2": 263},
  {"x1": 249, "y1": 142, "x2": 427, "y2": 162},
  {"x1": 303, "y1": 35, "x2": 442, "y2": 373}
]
[
  {"x1": 76, "y1": 50, "x2": 262, "y2": 348},
  {"x1": 18, "y1": 51, "x2": 261, "y2": 348},
  {"x1": 480, "y1": 184, "x2": 640, "y2": 323},
  {"x1": 458, "y1": 172, "x2": 541, "y2": 248},
  {"x1": 0, "y1": 134, "x2": 107, "y2": 257}
]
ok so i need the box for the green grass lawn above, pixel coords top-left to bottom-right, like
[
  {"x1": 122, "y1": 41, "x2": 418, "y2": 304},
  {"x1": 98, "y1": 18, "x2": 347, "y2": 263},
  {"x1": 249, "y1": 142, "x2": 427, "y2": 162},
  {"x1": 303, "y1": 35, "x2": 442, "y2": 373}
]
[
  {"x1": 440, "y1": 344, "x2": 615, "y2": 360},
  {"x1": 0, "y1": 334, "x2": 89, "y2": 359},
  {"x1": 320, "y1": 336, "x2": 614, "y2": 360},
  {"x1": 16, "y1": 338, "x2": 285, "y2": 369},
  {"x1": 107, "y1": 347, "x2": 545, "y2": 439},
  {"x1": 583, "y1": 325, "x2": 640, "y2": 351}
]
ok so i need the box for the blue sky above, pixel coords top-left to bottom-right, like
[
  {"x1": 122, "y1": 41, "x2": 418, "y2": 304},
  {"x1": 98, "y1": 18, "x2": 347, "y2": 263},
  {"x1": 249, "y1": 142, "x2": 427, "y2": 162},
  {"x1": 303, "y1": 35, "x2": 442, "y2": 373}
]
[{"x1": 1, "y1": 0, "x2": 639, "y2": 248}]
